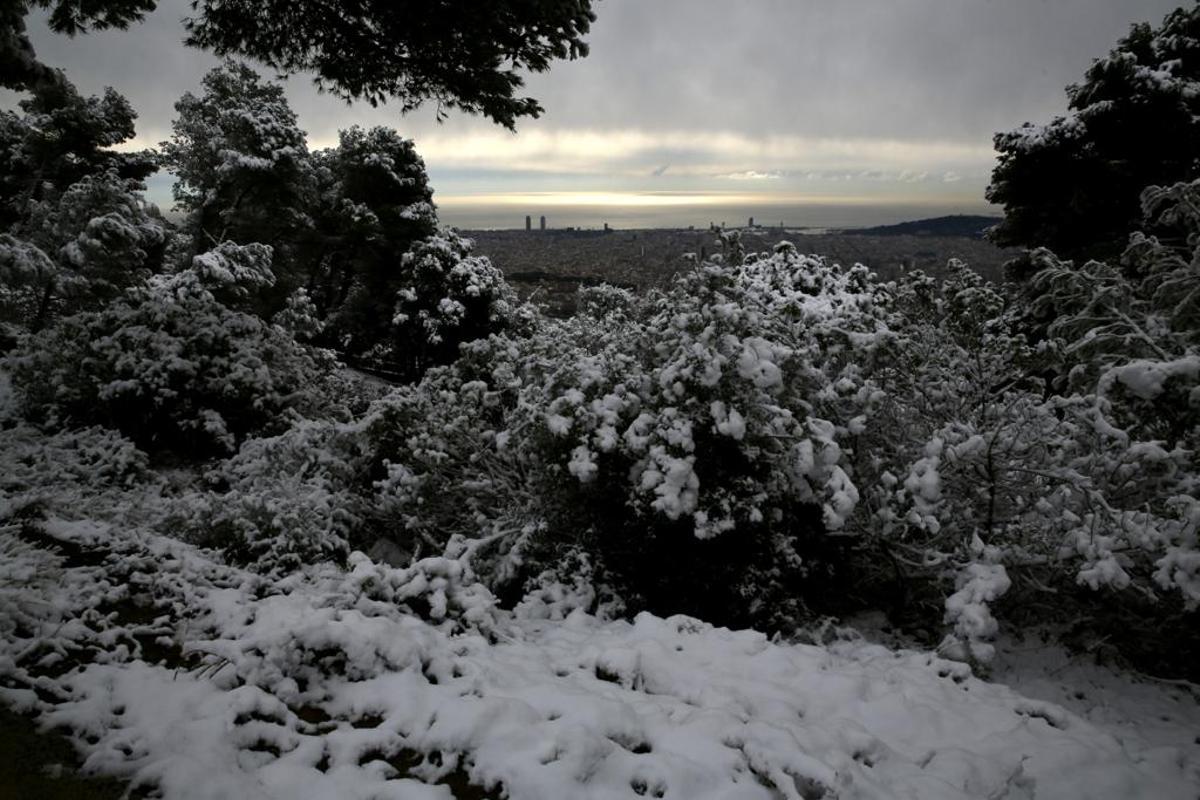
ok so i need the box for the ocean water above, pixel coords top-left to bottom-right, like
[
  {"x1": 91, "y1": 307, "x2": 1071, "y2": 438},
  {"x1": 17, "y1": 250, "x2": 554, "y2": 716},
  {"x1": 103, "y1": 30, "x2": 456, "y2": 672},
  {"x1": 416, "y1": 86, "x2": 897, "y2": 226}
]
[
  {"x1": 139, "y1": 166, "x2": 997, "y2": 231},
  {"x1": 438, "y1": 201, "x2": 998, "y2": 231}
]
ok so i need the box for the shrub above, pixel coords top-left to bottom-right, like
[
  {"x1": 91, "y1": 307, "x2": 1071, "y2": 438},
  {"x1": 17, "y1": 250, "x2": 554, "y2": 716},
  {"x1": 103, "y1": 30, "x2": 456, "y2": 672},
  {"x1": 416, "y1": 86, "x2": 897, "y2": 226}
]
[
  {"x1": 366, "y1": 244, "x2": 895, "y2": 628},
  {"x1": 183, "y1": 419, "x2": 368, "y2": 573},
  {"x1": 6, "y1": 242, "x2": 333, "y2": 455},
  {"x1": 366, "y1": 229, "x2": 522, "y2": 380},
  {"x1": 103, "y1": 212, "x2": 1192, "y2": 673},
  {"x1": 854, "y1": 243, "x2": 1199, "y2": 665}
]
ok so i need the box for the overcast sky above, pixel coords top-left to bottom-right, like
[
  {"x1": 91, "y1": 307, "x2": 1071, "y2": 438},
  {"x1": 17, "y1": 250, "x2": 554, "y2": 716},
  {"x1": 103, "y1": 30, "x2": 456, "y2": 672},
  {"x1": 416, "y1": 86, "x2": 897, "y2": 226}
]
[{"x1": 4, "y1": 0, "x2": 1184, "y2": 214}]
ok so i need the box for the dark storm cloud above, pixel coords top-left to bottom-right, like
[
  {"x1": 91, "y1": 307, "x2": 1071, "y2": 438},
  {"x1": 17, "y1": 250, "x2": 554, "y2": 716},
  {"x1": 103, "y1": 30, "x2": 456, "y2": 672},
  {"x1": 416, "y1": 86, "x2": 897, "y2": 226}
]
[{"x1": 3, "y1": 0, "x2": 1185, "y2": 197}]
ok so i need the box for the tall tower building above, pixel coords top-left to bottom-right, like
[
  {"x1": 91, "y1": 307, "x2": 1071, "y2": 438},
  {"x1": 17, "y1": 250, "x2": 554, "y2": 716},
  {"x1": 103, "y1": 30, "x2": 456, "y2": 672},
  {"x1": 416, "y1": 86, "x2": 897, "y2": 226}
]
[
  {"x1": 525, "y1": 215, "x2": 531, "y2": 231},
  {"x1": 540, "y1": 215, "x2": 546, "y2": 231}
]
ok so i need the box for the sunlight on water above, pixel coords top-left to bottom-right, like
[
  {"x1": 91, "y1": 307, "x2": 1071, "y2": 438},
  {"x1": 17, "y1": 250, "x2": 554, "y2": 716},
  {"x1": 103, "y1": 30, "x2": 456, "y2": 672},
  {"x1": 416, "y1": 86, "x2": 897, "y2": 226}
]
[{"x1": 437, "y1": 196, "x2": 996, "y2": 230}]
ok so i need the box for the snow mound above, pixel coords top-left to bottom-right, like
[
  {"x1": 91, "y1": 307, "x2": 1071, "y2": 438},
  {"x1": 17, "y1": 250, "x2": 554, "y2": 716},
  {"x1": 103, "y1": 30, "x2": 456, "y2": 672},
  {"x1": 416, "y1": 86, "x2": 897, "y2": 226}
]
[{"x1": 1, "y1": 519, "x2": 1197, "y2": 799}]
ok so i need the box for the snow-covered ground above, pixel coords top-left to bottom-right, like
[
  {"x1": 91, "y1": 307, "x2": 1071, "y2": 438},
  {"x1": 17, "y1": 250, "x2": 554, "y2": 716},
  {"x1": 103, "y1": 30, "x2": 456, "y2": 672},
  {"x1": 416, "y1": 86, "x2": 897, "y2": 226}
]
[{"x1": 2, "y1": 510, "x2": 1197, "y2": 800}]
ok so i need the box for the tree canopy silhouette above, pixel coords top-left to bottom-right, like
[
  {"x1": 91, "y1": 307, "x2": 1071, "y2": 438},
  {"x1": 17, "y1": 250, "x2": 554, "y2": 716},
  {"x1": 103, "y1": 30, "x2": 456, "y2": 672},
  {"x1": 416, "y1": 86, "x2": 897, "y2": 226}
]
[
  {"x1": 986, "y1": 3, "x2": 1200, "y2": 263},
  {"x1": 2, "y1": 0, "x2": 596, "y2": 129}
]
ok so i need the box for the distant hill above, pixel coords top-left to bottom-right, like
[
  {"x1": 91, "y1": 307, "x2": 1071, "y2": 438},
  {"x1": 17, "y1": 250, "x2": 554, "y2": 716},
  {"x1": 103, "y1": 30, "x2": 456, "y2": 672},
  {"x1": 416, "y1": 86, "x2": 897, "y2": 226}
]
[{"x1": 842, "y1": 215, "x2": 1003, "y2": 239}]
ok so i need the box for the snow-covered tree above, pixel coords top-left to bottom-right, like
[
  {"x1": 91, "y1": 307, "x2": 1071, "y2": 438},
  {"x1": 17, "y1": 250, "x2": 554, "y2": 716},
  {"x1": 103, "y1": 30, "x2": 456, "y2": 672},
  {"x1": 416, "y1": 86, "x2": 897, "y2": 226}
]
[
  {"x1": 6, "y1": 241, "x2": 333, "y2": 454},
  {"x1": 1, "y1": 170, "x2": 167, "y2": 331},
  {"x1": 0, "y1": 54, "x2": 160, "y2": 334},
  {"x1": 0, "y1": 82, "x2": 155, "y2": 231},
  {"x1": 161, "y1": 61, "x2": 313, "y2": 302},
  {"x1": 987, "y1": 3, "x2": 1200, "y2": 260},
  {"x1": 161, "y1": 67, "x2": 450, "y2": 345},
  {"x1": 304, "y1": 126, "x2": 438, "y2": 347}
]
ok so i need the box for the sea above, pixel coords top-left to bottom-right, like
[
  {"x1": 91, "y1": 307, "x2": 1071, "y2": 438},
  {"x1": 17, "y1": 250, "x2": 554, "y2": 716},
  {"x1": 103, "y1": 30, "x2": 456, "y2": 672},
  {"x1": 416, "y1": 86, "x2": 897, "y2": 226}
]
[
  {"x1": 437, "y1": 201, "x2": 998, "y2": 231},
  {"x1": 140, "y1": 168, "x2": 996, "y2": 231}
]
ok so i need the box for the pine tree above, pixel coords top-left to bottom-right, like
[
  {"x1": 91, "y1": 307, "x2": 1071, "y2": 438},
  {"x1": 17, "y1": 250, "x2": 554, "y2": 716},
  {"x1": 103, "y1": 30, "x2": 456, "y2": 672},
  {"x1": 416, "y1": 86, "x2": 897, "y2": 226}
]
[
  {"x1": 307, "y1": 126, "x2": 438, "y2": 349},
  {"x1": 987, "y1": 3, "x2": 1200, "y2": 262},
  {"x1": 0, "y1": 84, "x2": 155, "y2": 231},
  {"x1": 3, "y1": 0, "x2": 595, "y2": 130},
  {"x1": 160, "y1": 60, "x2": 314, "y2": 261},
  {"x1": 183, "y1": 0, "x2": 596, "y2": 129}
]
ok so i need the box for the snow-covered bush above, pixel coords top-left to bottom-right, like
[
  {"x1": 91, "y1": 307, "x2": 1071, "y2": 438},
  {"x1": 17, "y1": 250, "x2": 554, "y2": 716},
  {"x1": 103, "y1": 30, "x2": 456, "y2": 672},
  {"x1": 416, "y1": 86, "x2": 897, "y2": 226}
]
[
  {"x1": 343, "y1": 552, "x2": 500, "y2": 635},
  {"x1": 188, "y1": 240, "x2": 275, "y2": 306},
  {"x1": 368, "y1": 245, "x2": 894, "y2": 627},
  {"x1": 0, "y1": 424, "x2": 148, "y2": 503},
  {"x1": 0, "y1": 235, "x2": 56, "y2": 329},
  {"x1": 513, "y1": 549, "x2": 626, "y2": 622},
  {"x1": 842, "y1": 263, "x2": 1039, "y2": 660},
  {"x1": 855, "y1": 243, "x2": 1200, "y2": 664},
  {"x1": 361, "y1": 341, "x2": 543, "y2": 590},
  {"x1": 384, "y1": 229, "x2": 521, "y2": 379},
  {"x1": 182, "y1": 419, "x2": 368, "y2": 573},
  {"x1": 271, "y1": 286, "x2": 325, "y2": 341},
  {"x1": 5, "y1": 242, "x2": 333, "y2": 454},
  {"x1": 574, "y1": 282, "x2": 636, "y2": 319}
]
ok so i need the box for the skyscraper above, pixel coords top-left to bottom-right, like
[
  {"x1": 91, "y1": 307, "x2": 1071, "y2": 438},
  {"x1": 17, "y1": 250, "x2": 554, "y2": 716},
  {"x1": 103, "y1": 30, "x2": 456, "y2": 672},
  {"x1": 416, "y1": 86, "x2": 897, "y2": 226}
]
[
  {"x1": 525, "y1": 215, "x2": 531, "y2": 231},
  {"x1": 540, "y1": 215, "x2": 546, "y2": 231}
]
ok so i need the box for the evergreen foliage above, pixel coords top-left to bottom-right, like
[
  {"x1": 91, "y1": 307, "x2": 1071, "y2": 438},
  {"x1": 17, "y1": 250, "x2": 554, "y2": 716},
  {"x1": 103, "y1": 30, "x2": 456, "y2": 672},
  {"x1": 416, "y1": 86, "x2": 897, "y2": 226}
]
[
  {"x1": 987, "y1": 3, "x2": 1200, "y2": 260},
  {"x1": 1, "y1": 170, "x2": 166, "y2": 331},
  {"x1": 3, "y1": 0, "x2": 594, "y2": 130},
  {"x1": 0, "y1": 84, "x2": 155, "y2": 231},
  {"x1": 183, "y1": 0, "x2": 596, "y2": 129},
  {"x1": 160, "y1": 60, "x2": 313, "y2": 312},
  {"x1": 306, "y1": 125, "x2": 438, "y2": 350},
  {"x1": 5, "y1": 242, "x2": 334, "y2": 454}
]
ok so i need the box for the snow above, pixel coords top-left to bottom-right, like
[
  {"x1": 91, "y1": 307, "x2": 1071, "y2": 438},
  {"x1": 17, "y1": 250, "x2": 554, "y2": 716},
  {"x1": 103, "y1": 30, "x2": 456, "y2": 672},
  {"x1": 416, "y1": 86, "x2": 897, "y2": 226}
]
[
  {"x1": 711, "y1": 400, "x2": 747, "y2": 440},
  {"x1": 568, "y1": 444, "x2": 600, "y2": 482},
  {"x1": 1, "y1": 516, "x2": 1198, "y2": 800},
  {"x1": 990, "y1": 636, "x2": 1200, "y2": 778},
  {"x1": 0, "y1": 234, "x2": 56, "y2": 282},
  {"x1": 190, "y1": 242, "x2": 276, "y2": 295},
  {"x1": 941, "y1": 563, "x2": 1012, "y2": 663},
  {"x1": 736, "y1": 337, "x2": 785, "y2": 390},
  {"x1": 1100, "y1": 356, "x2": 1200, "y2": 401}
]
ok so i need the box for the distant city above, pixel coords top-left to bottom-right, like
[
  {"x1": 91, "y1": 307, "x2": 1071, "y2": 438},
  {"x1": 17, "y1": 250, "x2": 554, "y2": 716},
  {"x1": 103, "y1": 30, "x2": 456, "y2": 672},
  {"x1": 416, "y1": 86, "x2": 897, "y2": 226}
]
[
  {"x1": 522, "y1": 214, "x2": 776, "y2": 234},
  {"x1": 464, "y1": 215, "x2": 1010, "y2": 317},
  {"x1": 439, "y1": 201, "x2": 998, "y2": 231}
]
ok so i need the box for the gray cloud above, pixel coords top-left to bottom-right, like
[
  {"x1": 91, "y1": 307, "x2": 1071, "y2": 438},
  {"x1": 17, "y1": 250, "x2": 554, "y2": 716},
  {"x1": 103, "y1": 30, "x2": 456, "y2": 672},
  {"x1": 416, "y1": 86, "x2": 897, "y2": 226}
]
[
  {"x1": 521, "y1": 0, "x2": 1183, "y2": 142},
  {"x1": 2, "y1": 0, "x2": 1183, "y2": 200}
]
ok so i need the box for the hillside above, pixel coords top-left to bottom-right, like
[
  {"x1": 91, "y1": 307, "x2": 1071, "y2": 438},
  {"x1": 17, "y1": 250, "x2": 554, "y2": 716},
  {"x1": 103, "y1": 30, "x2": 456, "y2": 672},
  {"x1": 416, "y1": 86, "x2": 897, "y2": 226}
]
[{"x1": 842, "y1": 215, "x2": 1003, "y2": 239}]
